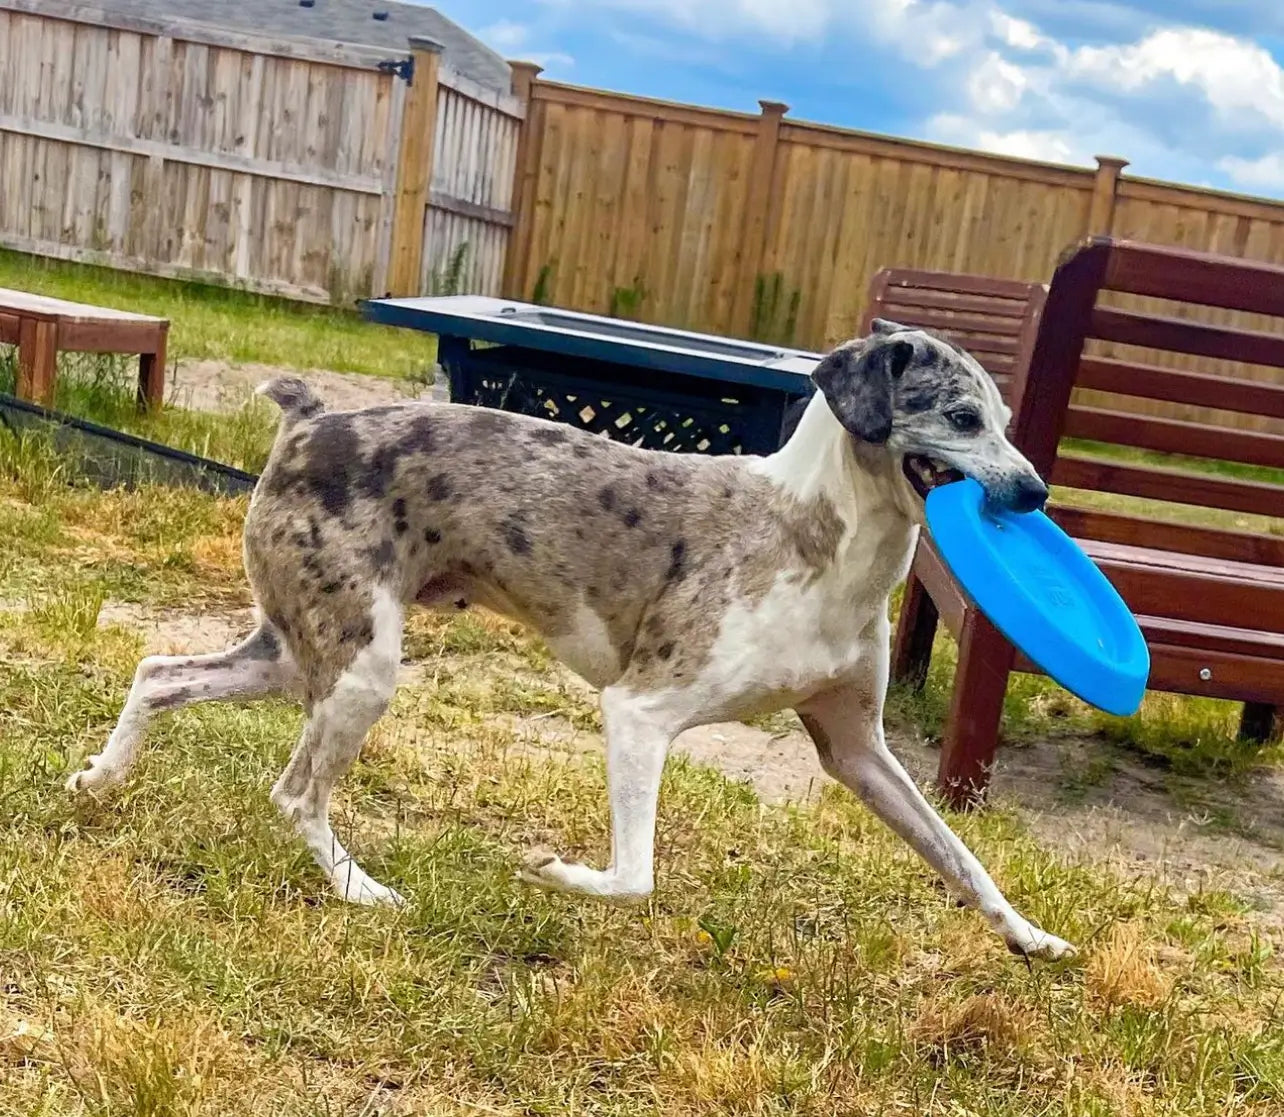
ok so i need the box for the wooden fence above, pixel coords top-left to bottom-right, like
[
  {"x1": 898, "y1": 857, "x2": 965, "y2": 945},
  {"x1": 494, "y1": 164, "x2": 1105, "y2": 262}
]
[
  {"x1": 502, "y1": 75, "x2": 1284, "y2": 433},
  {"x1": 0, "y1": 1, "x2": 523, "y2": 303}
]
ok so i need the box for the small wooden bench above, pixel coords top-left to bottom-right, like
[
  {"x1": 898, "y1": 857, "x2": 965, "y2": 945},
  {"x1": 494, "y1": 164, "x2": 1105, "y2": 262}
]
[
  {"x1": 0, "y1": 288, "x2": 169, "y2": 409},
  {"x1": 891, "y1": 238, "x2": 1284, "y2": 806}
]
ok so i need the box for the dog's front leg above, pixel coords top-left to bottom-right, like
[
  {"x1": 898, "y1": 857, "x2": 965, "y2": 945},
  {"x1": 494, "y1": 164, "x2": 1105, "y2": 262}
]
[
  {"x1": 797, "y1": 677, "x2": 1075, "y2": 961},
  {"x1": 518, "y1": 686, "x2": 674, "y2": 905}
]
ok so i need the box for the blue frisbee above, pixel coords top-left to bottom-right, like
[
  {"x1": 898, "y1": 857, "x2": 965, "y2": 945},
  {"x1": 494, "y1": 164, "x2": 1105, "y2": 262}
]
[{"x1": 924, "y1": 479, "x2": 1149, "y2": 717}]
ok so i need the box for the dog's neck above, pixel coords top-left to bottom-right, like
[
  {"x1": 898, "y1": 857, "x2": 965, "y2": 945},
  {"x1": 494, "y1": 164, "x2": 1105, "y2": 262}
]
[
  {"x1": 758, "y1": 394, "x2": 917, "y2": 517},
  {"x1": 751, "y1": 393, "x2": 920, "y2": 595}
]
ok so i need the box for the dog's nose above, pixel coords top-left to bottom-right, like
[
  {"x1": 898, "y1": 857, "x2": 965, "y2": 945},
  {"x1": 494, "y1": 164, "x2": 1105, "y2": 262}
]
[{"x1": 1008, "y1": 475, "x2": 1049, "y2": 514}]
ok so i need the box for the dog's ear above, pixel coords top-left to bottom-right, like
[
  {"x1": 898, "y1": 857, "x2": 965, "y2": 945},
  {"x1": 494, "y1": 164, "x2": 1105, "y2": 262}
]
[
  {"x1": 812, "y1": 338, "x2": 914, "y2": 444},
  {"x1": 870, "y1": 318, "x2": 910, "y2": 336}
]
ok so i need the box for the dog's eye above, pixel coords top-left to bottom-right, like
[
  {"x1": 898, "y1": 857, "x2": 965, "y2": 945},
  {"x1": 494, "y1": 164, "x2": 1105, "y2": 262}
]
[{"x1": 946, "y1": 409, "x2": 982, "y2": 433}]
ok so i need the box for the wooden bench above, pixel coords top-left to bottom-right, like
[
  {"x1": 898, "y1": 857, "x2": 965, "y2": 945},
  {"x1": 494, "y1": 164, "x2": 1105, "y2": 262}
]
[
  {"x1": 778, "y1": 269, "x2": 1048, "y2": 444},
  {"x1": 860, "y1": 268, "x2": 1049, "y2": 403},
  {"x1": 0, "y1": 288, "x2": 169, "y2": 409},
  {"x1": 891, "y1": 238, "x2": 1284, "y2": 806}
]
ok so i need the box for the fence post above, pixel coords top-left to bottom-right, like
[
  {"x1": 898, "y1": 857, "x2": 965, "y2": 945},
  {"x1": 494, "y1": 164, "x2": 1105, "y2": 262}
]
[
  {"x1": 387, "y1": 37, "x2": 443, "y2": 297},
  {"x1": 501, "y1": 60, "x2": 545, "y2": 300},
  {"x1": 731, "y1": 100, "x2": 789, "y2": 339},
  {"x1": 1088, "y1": 155, "x2": 1128, "y2": 236}
]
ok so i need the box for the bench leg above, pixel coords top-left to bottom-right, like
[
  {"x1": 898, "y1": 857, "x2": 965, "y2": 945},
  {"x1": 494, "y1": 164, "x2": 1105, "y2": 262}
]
[
  {"x1": 1239, "y1": 703, "x2": 1283, "y2": 745},
  {"x1": 936, "y1": 611, "x2": 1015, "y2": 809},
  {"x1": 891, "y1": 567, "x2": 939, "y2": 690},
  {"x1": 137, "y1": 325, "x2": 168, "y2": 411},
  {"x1": 17, "y1": 317, "x2": 57, "y2": 406}
]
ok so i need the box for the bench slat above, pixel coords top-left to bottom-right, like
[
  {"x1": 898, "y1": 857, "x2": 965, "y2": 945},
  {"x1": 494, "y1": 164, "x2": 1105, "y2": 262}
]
[
  {"x1": 1064, "y1": 405, "x2": 1284, "y2": 470},
  {"x1": 1077, "y1": 357, "x2": 1284, "y2": 420},
  {"x1": 0, "y1": 287, "x2": 165, "y2": 325},
  {"x1": 1091, "y1": 306, "x2": 1284, "y2": 369},
  {"x1": 877, "y1": 289, "x2": 1031, "y2": 320},
  {"x1": 1096, "y1": 560, "x2": 1284, "y2": 633},
  {"x1": 881, "y1": 271, "x2": 1046, "y2": 301},
  {"x1": 1052, "y1": 454, "x2": 1284, "y2": 519},
  {"x1": 1050, "y1": 505, "x2": 1284, "y2": 567},
  {"x1": 1106, "y1": 241, "x2": 1284, "y2": 318}
]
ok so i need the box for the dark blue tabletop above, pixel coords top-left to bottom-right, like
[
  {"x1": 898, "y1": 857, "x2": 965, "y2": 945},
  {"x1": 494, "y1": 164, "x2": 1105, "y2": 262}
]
[{"x1": 361, "y1": 295, "x2": 820, "y2": 395}]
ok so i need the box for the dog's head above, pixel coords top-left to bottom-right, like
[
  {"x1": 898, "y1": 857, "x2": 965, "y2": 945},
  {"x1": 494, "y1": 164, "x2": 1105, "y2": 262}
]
[{"x1": 812, "y1": 319, "x2": 1047, "y2": 513}]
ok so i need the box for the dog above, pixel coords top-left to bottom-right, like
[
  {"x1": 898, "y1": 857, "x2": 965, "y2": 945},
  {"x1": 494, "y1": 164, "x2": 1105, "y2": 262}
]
[{"x1": 66, "y1": 319, "x2": 1073, "y2": 960}]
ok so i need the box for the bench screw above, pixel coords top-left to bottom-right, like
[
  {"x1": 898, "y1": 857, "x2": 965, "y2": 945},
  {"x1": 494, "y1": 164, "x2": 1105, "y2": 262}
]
[{"x1": 1199, "y1": 668, "x2": 1212, "y2": 681}]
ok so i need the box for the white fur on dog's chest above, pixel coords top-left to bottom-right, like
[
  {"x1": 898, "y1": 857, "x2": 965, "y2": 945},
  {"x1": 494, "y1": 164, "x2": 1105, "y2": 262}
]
[{"x1": 691, "y1": 551, "x2": 902, "y2": 720}]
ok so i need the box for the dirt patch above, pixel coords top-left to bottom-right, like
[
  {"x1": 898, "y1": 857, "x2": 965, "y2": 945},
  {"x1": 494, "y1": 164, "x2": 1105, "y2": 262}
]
[
  {"x1": 164, "y1": 359, "x2": 447, "y2": 414},
  {"x1": 97, "y1": 602, "x2": 258, "y2": 656}
]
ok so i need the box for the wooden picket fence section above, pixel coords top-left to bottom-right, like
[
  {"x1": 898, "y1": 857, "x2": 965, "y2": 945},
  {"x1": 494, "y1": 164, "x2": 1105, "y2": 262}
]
[{"x1": 0, "y1": 1, "x2": 523, "y2": 304}]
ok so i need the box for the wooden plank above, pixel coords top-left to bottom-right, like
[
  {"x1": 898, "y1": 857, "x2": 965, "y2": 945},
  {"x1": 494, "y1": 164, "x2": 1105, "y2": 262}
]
[
  {"x1": 17, "y1": 315, "x2": 57, "y2": 404},
  {"x1": 1105, "y1": 238, "x2": 1284, "y2": 315},
  {"x1": 729, "y1": 101, "x2": 788, "y2": 336},
  {"x1": 0, "y1": 113, "x2": 385, "y2": 193},
  {"x1": 1077, "y1": 356, "x2": 1284, "y2": 420},
  {"x1": 1091, "y1": 306, "x2": 1284, "y2": 368},
  {"x1": 1137, "y1": 617, "x2": 1284, "y2": 659},
  {"x1": 386, "y1": 41, "x2": 441, "y2": 296},
  {"x1": 1052, "y1": 454, "x2": 1284, "y2": 518},
  {"x1": 1144, "y1": 644, "x2": 1284, "y2": 705},
  {"x1": 1064, "y1": 405, "x2": 1284, "y2": 469},
  {"x1": 877, "y1": 288, "x2": 1032, "y2": 319},
  {"x1": 58, "y1": 320, "x2": 166, "y2": 353},
  {"x1": 532, "y1": 79, "x2": 759, "y2": 134},
  {"x1": 1051, "y1": 505, "x2": 1284, "y2": 567},
  {"x1": 1096, "y1": 562, "x2": 1284, "y2": 635}
]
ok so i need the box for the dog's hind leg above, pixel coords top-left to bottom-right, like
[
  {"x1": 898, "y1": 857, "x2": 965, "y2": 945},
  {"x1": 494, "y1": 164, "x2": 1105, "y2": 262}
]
[
  {"x1": 519, "y1": 686, "x2": 676, "y2": 905},
  {"x1": 269, "y1": 589, "x2": 403, "y2": 907},
  {"x1": 67, "y1": 623, "x2": 296, "y2": 796},
  {"x1": 797, "y1": 670, "x2": 1075, "y2": 961}
]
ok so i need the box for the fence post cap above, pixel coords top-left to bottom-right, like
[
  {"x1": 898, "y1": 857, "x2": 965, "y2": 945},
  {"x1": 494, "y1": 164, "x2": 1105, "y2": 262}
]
[
  {"x1": 1093, "y1": 154, "x2": 1130, "y2": 171},
  {"x1": 408, "y1": 36, "x2": 445, "y2": 53},
  {"x1": 758, "y1": 99, "x2": 790, "y2": 116}
]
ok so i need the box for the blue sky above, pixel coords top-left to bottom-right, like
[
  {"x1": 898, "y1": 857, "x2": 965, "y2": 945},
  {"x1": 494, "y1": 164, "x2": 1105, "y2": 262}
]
[{"x1": 427, "y1": 0, "x2": 1284, "y2": 199}]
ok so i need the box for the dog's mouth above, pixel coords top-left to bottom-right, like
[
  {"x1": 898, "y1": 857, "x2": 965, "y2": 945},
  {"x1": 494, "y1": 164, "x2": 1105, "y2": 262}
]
[{"x1": 902, "y1": 454, "x2": 964, "y2": 500}]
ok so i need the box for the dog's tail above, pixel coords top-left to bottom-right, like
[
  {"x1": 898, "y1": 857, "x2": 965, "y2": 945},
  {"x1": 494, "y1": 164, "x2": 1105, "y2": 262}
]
[{"x1": 256, "y1": 376, "x2": 325, "y2": 427}]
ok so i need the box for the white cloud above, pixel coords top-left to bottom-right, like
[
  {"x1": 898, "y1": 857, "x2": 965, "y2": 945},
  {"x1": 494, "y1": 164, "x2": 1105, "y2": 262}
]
[
  {"x1": 1066, "y1": 28, "x2": 1284, "y2": 129},
  {"x1": 1219, "y1": 153, "x2": 1284, "y2": 191},
  {"x1": 966, "y1": 51, "x2": 1029, "y2": 113},
  {"x1": 477, "y1": 19, "x2": 574, "y2": 71},
  {"x1": 927, "y1": 113, "x2": 1080, "y2": 163},
  {"x1": 479, "y1": 20, "x2": 530, "y2": 51},
  {"x1": 990, "y1": 11, "x2": 1043, "y2": 50}
]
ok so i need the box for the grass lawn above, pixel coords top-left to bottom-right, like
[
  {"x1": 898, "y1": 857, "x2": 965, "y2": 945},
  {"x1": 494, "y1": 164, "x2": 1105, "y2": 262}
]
[
  {"x1": 0, "y1": 250, "x2": 436, "y2": 378},
  {"x1": 1, "y1": 425, "x2": 1284, "y2": 1114}
]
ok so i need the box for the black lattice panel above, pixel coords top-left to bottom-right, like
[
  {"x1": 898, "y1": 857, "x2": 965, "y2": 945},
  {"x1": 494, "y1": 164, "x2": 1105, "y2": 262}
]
[{"x1": 461, "y1": 368, "x2": 766, "y2": 455}]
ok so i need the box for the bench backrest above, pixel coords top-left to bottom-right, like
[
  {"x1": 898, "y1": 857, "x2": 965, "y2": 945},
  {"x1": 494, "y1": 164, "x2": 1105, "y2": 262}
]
[
  {"x1": 1017, "y1": 237, "x2": 1284, "y2": 569},
  {"x1": 862, "y1": 269, "x2": 1048, "y2": 403}
]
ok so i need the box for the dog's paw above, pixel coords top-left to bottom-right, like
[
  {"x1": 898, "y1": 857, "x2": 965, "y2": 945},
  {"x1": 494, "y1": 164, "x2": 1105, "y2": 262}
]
[
  {"x1": 516, "y1": 850, "x2": 650, "y2": 906},
  {"x1": 338, "y1": 877, "x2": 406, "y2": 908},
  {"x1": 1004, "y1": 924, "x2": 1077, "y2": 961},
  {"x1": 65, "y1": 757, "x2": 125, "y2": 798},
  {"x1": 516, "y1": 850, "x2": 576, "y2": 892}
]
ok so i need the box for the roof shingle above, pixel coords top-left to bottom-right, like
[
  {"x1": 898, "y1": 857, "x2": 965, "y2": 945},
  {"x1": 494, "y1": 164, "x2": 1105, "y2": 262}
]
[{"x1": 90, "y1": 0, "x2": 510, "y2": 91}]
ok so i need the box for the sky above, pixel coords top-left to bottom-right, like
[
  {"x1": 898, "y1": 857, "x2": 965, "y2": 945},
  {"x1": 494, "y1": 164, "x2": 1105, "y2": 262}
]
[{"x1": 425, "y1": 0, "x2": 1284, "y2": 199}]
